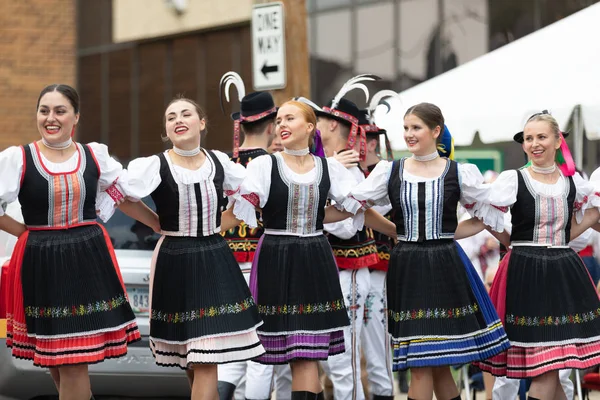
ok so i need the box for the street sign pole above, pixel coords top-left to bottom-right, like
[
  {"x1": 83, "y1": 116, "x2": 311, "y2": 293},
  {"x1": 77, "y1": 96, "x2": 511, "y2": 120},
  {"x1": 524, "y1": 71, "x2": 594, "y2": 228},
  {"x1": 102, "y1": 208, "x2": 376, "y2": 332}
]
[
  {"x1": 252, "y1": 0, "x2": 310, "y2": 104},
  {"x1": 252, "y1": 2, "x2": 287, "y2": 91}
]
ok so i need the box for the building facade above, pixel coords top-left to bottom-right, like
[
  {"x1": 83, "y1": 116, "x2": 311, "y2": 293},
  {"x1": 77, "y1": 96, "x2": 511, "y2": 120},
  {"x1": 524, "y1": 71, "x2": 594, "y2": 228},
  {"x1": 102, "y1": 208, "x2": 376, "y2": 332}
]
[
  {"x1": 0, "y1": 0, "x2": 76, "y2": 149},
  {"x1": 1, "y1": 0, "x2": 598, "y2": 167},
  {"x1": 77, "y1": 0, "x2": 255, "y2": 161}
]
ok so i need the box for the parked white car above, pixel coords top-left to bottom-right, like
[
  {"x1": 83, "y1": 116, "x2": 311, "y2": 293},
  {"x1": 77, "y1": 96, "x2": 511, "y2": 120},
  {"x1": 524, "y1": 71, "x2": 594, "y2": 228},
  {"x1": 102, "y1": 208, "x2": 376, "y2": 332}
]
[{"x1": 0, "y1": 199, "x2": 189, "y2": 400}]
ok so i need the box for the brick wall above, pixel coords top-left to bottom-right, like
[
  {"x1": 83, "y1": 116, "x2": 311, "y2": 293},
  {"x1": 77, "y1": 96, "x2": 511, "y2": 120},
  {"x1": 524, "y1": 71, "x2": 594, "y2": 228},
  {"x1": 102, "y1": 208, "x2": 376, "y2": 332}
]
[{"x1": 0, "y1": 0, "x2": 77, "y2": 150}]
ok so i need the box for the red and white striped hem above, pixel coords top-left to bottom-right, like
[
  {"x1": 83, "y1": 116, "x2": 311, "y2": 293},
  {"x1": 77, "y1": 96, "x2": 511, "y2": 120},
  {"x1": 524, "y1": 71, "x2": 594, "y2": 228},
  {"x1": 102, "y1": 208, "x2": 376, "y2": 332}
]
[
  {"x1": 478, "y1": 341, "x2": 600, "y2": 378},
  {"x1": 7, "y1": 322, "x2": 140, "y2": 367}
]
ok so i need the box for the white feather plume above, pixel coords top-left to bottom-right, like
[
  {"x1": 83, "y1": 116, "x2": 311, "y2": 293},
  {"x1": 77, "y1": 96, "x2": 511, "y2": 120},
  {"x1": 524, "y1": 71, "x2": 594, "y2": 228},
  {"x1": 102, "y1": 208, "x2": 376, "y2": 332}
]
[
  {"x1": 368, "y1": 90, "x2": 401, "y2": 124},
  {"x1": 219, "y1": 71, "x2": 246, "y2": 115},
  {"x1": 330, "y1": 74, "x2": 380, "y2": 109},
  {"x1": 220, "y1": 71, "x2": 246, "y2": 102}
]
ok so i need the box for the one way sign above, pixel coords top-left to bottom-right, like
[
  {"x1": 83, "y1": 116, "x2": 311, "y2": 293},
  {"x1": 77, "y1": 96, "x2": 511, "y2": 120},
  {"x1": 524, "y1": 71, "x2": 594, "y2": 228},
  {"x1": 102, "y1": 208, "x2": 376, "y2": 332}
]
[{"x1": 252, "y1": 2, "x2": 286, "y2": 91}]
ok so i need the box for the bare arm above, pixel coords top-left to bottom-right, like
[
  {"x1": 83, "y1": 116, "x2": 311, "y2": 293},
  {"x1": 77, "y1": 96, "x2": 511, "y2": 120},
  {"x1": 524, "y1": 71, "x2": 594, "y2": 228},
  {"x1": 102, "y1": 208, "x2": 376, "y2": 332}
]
[
  {"x1": 221, "y1": 207, "x2": 243, "y2": 233},
  {"x1": 364, "y1": 208, "x2": 396, "y2": 239},
  {"x1": 454, "y1": 217, "x2": 485, "y2": 240},
  {"x1": 118, "y1": 200, "x2": 160, "y2": 233},
  {"x1": 455, "y1": 217, "x2": 510, "y2": 247},
  {"x1": 485, "y1": 227, "x2": 511, "y2": 248},
  {"x1": 323, "y1": 206, "x2": 353, "y2": 224},
  {"x1": 571, "y1": 208, "x2": 600, "y2": 241},
  {"x1": 0, "y1": 214, "x2": 26, "y2": 237},
  {"x1": 593, "y1": 222, "x2": 600, "y2": 233}
]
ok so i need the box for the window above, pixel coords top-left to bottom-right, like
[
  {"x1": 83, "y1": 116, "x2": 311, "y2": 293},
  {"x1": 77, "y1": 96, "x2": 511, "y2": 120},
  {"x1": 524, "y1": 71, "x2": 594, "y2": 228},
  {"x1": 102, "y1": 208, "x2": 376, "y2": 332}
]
[
  {"x1": 314, "y1": 0, "x2": 352, "y2": 12},
  {"x1": 99, "y1": 196, "x2": 160, "y2": 251}
]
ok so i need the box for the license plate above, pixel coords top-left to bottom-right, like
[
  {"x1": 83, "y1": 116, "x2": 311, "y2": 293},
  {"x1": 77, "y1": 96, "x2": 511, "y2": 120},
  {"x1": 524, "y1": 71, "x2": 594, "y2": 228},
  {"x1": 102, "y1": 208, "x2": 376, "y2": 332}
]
[{"x1": 127, "y1": 286, "x2": 150, "y2": 315}]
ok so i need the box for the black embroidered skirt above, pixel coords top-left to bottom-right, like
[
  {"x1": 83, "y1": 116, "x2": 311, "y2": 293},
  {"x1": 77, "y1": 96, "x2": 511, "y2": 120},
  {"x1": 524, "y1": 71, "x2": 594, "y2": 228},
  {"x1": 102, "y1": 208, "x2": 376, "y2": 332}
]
[
  {"x1": 7, "y1": 224, "x2": 140, "y2": 367},
  {"x1": 149, "y1": 234, "x2": 264, "y2": 368},
  {"x1": 250, "y1": 233, "x2": 349, "y2": 364},
  {"x1": 478, "y1": 246, "x2": 600, "y2": 378},
  {"x1": 387, "y1": 239, "x2": 510, "y2": 370}
]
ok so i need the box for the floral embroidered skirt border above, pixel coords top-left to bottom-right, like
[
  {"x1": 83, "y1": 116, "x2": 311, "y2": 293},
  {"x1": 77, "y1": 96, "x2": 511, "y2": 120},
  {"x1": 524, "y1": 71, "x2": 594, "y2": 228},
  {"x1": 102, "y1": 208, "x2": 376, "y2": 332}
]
[
  {"x1": 149, "y1": 234, "x2": 264, "y2": 368},
  {"x1": 250, "y1": 234, "x2": 349, "y2": 364},
  {"x1": 6, "y1": 224, "x2": 140, "y2": 367},
  {"x1": 387, "y1": 239, "x2": 510, "y2": 370},
  {"x1": 478, "y1": 246, "x2": 600, "y2": 378}
]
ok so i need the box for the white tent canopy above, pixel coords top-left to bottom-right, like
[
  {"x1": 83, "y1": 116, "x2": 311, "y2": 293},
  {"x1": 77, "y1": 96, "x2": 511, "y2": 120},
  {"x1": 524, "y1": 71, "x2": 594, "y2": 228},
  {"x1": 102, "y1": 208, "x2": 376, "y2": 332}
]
[{"x1": 375, "y1": 3, "x2": 600, "y2": 151}]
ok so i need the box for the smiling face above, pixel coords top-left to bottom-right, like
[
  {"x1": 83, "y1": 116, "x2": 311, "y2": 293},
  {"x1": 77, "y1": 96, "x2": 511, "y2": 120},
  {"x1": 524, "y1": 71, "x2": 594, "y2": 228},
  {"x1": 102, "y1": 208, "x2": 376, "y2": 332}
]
[
  {"x1": 37, "y1": 91, "x2": 79, "y2": 144},
  {"x1": 403, "y1": 113, "x2": 440, "y2": 155},
  {"x1": 165, "y1": 100, "x2": 205, "y2": 148},
  {"x1": 522, "y1": 120, "x2": 560, "y2": 167},
  {"x1": 275, "y1": 102, "x2": 315, "y2": 149}
]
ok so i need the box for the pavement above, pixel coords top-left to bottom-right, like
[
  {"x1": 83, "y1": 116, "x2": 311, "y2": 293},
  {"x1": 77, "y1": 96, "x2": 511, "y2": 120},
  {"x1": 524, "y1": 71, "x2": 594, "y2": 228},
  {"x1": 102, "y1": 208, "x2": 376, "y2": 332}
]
[
  {"x1": 391, "y1": 383, "x2": 600, "y2": 399},
  {"x1": 393, "y1": 394, "x2": 600, "y2": 399},
  {"x1": 387, "y1": 370, "x2": 600, "y2": 399}
]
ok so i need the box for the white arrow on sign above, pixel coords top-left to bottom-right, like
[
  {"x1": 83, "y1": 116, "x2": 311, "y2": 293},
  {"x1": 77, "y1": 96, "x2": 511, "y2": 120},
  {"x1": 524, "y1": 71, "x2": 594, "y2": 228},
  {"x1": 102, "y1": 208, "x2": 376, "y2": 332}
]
[{"x1": 252, "y1": 2, "x2": 286, "y2": 91}]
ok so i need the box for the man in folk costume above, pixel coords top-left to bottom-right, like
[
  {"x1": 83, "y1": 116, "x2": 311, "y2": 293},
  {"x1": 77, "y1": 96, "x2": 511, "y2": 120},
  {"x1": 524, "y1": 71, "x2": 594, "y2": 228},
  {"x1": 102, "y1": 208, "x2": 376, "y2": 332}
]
[
  {"x1": 219, "y1": 72, "x2": 276, "y2": 275},
  {"x1": 316, "y1": 75, "x2": 381, "y2": 400},
  {"x1": 355, "y1": 91, "x2": 401, "y2": 400},
  {"x1": 217, "y1": 72, "x2": 292, "y2": 400}
]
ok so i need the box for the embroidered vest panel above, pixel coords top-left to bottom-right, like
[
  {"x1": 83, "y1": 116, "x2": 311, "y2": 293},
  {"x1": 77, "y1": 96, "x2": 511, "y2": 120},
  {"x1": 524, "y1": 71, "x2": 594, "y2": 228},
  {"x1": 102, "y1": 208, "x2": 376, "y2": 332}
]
[
  {"x1": 222, "y1": 149, "x2": 267, "y2": 261},
  {"x1": 387, "y1": 158, "x2": 460, "y2": 242},
  {"x1": 261, "y1": 154, "x2": 330, "y2": 235},
  {"x1": 510, "y1": 170, "x2": 575, "y2": 245},
  {"x1": 151, "y1": 150, "x2": 226, "y2": 237},
  {"x1": 19, "y1": 143, "x2": 99, "y2": 228}
]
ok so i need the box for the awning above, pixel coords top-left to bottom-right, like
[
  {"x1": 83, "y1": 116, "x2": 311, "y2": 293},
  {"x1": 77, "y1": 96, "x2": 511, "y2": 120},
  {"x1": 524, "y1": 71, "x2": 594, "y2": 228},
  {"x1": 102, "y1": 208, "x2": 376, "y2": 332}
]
[{"x1": 375, "y1": 3, "x2": 600, "y2": 150}]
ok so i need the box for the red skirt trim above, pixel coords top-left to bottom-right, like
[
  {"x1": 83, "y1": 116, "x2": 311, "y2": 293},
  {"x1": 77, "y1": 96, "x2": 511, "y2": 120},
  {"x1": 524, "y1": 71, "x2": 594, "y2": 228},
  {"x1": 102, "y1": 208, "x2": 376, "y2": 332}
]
[
  {"x1": 580, "y1": 246, "x2": 594, "y2": 258},
  {"x1": 98, "y1": 223, "x2": 127, "y2": 291},
  {"x1": 489, "y1": 250, "x2": 511, "y2": 325},
  {"x1": 477, "y1": 342, "x2": 600, "y2": 378},
  {"x1": 6, "y1": 227, "x2": 141, "y2": 367},
  {"x1": 480, "y1": 249, "x2": 600, "y2": 377},
  {"x1": 9, "y1": 320, "x2": 140, "y2": 367}
]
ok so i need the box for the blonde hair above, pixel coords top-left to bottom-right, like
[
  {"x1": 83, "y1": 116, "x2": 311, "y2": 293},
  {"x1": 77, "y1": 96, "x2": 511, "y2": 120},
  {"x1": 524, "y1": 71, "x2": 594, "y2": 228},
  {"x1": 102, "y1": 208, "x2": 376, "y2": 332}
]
[
  {"x1": 526, "y1": 113, "x2": 560, "y2": 140},
  {"x1": 279, "y1": 100, "x2": 317, "y2": 146}
]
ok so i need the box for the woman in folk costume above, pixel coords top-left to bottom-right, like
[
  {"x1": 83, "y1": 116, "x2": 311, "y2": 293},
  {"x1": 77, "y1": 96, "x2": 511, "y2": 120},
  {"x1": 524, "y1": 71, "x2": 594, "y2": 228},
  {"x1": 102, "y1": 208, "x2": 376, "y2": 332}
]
[
  {"x1": 314, "y1": 75, "x2": 382, "y2": 400},
  {"x1": 216, "y1": 72, "x2": 292, "y2": 400},
  {"x1": 224, "y1": 99, "x2": 372, "y2": 400},
  {"x1": 0, "y1": 84, "x2": 149, "y2": 400},
  {"x1": 346, "y1": 102, "x2": 511, "y2": 400},
  {"x1": 356, "y1": 90, "x2": 401, "y2": 400},
  {"x1": 476, "y1": 111, "x2": 600, "y2": 400},
  {"x1": 116, "y1": 96, "x2": 264, "y2": 399}
]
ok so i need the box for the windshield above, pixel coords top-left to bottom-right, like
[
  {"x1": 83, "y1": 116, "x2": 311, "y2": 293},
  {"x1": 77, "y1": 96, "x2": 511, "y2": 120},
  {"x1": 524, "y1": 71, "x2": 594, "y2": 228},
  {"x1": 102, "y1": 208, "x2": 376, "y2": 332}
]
[{"x1": 98, "y1": 197, "x2": 160, "y2": 251}]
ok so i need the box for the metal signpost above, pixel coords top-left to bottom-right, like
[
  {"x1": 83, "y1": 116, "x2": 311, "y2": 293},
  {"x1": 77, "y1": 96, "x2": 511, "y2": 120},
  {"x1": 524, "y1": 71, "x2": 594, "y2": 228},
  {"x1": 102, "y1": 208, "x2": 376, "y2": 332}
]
[{"x1": 252, "y1": 2, "x2": 286, "y2": 90}]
